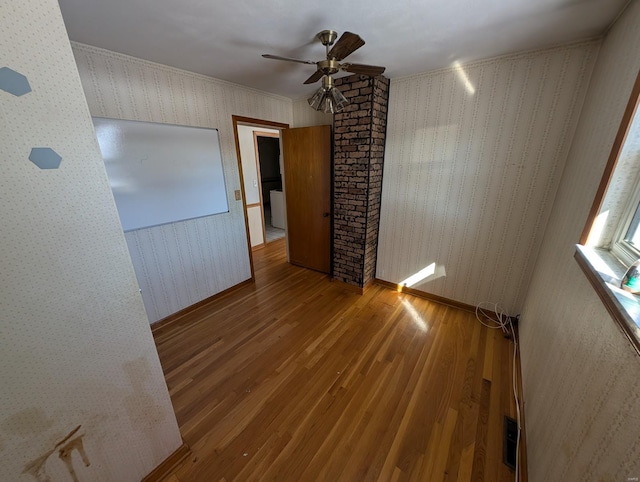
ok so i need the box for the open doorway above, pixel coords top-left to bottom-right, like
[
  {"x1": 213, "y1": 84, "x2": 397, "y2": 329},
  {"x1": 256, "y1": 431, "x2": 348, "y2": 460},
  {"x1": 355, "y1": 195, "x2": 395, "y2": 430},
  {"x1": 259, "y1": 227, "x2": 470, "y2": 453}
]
[
  {"x1": 232, "y1": 116, "x2": 289, "y2": 278},
  {"x1": 255, "y1": 132, "x2": 286, "y2": 244},
  {"x1": 233, "y1": 116, "x2": 332, "y2": 278},
  {"x1": 235, "y1": 125, "x2": 281, "y2": 249}
]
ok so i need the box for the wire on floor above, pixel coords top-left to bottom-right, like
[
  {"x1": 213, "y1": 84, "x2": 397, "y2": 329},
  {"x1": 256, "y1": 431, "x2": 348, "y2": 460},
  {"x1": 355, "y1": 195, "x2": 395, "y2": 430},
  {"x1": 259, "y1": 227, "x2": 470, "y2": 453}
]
[{"x1": 475, "y1": 301, "x2": 522, "y2": 482}]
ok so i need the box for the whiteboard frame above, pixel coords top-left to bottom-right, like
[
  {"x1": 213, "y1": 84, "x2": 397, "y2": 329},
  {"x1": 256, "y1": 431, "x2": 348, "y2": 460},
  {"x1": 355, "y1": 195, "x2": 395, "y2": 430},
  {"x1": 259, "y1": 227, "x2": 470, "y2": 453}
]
[{"x1": 92, "y1": 116, "x2": 230, "y2": 232}]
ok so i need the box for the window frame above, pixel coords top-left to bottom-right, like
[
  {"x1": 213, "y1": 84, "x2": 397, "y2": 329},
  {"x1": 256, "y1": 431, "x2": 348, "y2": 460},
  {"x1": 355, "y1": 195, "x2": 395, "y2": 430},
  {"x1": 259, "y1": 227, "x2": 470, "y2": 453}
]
[
  {"x1": 578, "y1": 69, "x2": 640, "y2": 356},
  {"x1": 610, "y1": 187, "x2": 640, "y2": 269}
]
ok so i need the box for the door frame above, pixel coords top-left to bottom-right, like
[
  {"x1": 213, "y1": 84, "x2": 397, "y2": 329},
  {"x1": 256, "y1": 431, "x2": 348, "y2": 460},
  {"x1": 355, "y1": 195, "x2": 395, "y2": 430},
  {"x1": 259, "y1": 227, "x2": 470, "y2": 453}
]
[{"x1": 232, "y1": 115, "x2": 289, "y2": 280}]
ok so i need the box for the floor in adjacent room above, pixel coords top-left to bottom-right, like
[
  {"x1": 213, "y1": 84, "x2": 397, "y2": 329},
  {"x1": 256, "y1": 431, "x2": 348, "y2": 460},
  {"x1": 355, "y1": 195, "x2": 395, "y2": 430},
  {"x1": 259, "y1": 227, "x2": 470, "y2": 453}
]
[
  {"x1": 263, "y1": 205, "x2": 285, "y2": 243},
  {"x1": 152, "y1": 238, "x2": 526, "y2": 481}
]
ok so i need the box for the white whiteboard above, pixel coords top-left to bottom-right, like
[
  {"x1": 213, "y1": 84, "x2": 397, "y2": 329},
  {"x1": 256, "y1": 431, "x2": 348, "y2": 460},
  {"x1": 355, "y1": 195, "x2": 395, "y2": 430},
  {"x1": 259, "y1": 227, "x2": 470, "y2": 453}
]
[{"x1": 92, "y1": 117, "x2": 228, "y2": 231}]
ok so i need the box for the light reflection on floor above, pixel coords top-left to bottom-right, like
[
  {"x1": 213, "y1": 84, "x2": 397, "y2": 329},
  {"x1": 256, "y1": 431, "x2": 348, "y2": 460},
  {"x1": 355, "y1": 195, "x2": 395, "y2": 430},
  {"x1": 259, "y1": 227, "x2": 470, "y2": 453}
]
[{"x1": 401, "y1": 298, "x2": 429, "y2": 332}]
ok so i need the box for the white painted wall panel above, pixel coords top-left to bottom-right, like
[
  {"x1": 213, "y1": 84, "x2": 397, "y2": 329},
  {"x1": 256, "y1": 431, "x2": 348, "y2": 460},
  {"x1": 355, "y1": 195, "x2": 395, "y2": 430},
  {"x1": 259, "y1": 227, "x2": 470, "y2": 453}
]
[
  {"x1": 239, "y1": 125, "x2": 261, "y2": 206},
  {"x1": 376, "y1": 42, "x2": 597, "y2": 313},
  {"x1": 72, "y1": 43, "x2": 293, "y2": 323},
  {"x1": 0, "y1": 1, "x2": 181, "y2": 480},
  {"x1": 237, "y1": 125, "x2": 279, "y2": 247},
  {"x1": 519, "y1": 2, "x2": 640, "y2": 480},
  {"x1": 238, "y1": 125, "x2": 279, "y2": 205},
  {"x1": 247, "y1": 206, "x2": 265, "y2": 247}
]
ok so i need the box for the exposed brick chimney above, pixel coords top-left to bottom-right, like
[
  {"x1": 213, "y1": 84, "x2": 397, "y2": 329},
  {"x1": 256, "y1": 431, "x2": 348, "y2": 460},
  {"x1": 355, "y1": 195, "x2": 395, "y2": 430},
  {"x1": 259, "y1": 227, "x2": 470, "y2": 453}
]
[{"x1": 333, "y1": 74, "x2": 390, "y2": 290}]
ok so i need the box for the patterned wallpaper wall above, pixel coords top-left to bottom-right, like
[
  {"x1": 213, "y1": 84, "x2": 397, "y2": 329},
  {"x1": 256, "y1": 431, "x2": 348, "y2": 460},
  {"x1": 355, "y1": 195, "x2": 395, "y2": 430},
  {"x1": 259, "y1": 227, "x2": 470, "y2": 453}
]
[
  {"x1": 0, "y1": 1, "x2": 181, "y2": 480},
  {"x1": 376, "y1": 41, "x2": 598, "y2": 313},
  {"x1": 72, "y1": 43, "x2": 293, "y2": 323},
  {"x1": 520, "y1": 2, "x2": 640, "y2": 480},
  {"x1": 292, "y1": 98, "x2": 332, "y2": 127}
]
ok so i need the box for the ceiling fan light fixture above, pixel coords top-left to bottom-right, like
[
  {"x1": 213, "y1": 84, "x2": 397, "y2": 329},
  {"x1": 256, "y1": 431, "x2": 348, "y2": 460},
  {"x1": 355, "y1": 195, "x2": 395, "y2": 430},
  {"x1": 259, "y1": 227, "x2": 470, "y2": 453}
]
[
  {"x1": 308, "y1": 87, "x2": 326, "y2": 110},
  {"x1": 322, "y1": 94, "x2": 336, "y2": 114},
  {"x1": 329, "y1": 86, "x2": 348, "y2": 112},
  {"x1": 308, "y1": 76, "x2": 349, "y2": 114}
]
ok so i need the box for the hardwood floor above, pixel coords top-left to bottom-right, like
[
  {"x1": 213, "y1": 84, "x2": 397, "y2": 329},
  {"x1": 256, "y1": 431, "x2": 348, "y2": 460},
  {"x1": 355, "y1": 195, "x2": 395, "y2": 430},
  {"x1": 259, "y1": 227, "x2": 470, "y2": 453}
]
[{"x1": 153, "y1": 239, "x2": 526, "y2": 481}]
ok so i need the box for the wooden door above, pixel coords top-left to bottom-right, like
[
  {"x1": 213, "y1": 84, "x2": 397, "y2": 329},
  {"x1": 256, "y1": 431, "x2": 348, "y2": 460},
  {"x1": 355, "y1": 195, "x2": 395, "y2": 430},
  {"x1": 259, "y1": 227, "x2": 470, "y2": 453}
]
[{"x1": 282, "y1": 125, "x2": 331, "y2": 273}]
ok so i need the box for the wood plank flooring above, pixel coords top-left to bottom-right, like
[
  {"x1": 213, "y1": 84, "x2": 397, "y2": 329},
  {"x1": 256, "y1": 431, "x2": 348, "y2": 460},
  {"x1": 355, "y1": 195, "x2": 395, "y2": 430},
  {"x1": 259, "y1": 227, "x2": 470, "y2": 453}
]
[{"x1": 153, "y1": 239, "x2": 526, "y2": 481}]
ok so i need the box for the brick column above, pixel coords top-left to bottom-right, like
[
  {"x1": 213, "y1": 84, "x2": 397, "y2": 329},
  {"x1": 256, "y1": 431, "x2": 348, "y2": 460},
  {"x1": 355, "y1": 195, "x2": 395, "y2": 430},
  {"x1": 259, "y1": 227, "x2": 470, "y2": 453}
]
[{"x1": 333, "y1": 74, "x2": 390, "y2": 289}]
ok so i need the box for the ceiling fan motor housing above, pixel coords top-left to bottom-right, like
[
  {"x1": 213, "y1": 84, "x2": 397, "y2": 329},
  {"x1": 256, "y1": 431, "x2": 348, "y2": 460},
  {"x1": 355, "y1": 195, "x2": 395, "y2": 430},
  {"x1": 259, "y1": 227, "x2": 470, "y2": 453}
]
[{"x1": 318, "y1": 59, "x2": 340, "y2": 75}]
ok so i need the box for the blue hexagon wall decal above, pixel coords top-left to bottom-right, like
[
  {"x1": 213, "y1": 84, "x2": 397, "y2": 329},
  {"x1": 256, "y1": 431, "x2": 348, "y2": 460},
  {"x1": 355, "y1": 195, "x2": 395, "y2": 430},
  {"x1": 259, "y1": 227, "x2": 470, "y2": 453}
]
[
  {"x1": 0, "y1": 67, "x2": 31, "y2": 96},
  {"x1": 29, "y1": 148, "x2": 62, "y2": 170}
]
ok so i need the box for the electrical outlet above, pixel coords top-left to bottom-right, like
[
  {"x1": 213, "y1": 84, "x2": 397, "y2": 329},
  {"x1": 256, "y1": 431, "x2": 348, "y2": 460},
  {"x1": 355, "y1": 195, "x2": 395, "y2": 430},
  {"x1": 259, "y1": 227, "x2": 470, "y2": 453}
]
[{"x1": 234, "y1": 190, "x2": 241, "y2": 201}]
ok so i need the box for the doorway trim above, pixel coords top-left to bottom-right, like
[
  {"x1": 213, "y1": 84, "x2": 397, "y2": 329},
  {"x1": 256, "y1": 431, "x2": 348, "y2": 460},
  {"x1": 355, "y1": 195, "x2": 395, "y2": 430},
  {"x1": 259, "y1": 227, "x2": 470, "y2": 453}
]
[{"x1": 232, "y1": 115, "x2": 289, "y2": 279}]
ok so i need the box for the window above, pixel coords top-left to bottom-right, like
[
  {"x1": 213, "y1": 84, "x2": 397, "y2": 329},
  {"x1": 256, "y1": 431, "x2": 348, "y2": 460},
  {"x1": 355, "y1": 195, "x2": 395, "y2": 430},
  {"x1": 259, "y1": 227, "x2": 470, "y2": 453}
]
[
  {"x1": 577, "y1": 70, "x2": 640, "y2": 355},
  {"x1": 611, "y1": 183, "x2": 640, "y2": 267}
]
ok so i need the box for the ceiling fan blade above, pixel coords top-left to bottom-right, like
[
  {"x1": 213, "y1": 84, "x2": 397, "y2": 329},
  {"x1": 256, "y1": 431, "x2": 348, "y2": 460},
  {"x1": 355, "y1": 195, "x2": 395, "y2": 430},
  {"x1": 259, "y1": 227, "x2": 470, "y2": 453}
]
[
  {"x1": 304, "y1": 70, "x2": 324, "y2": 85},
  {"x1": 262, "y1": 54, "x2": 316, "y2": 65},
  {"x1": 327, "y1": 32, "x2": 365, "y2": 61},
  {"x1": 341, "y1": 63, "x2": 386, "y2": 76}
]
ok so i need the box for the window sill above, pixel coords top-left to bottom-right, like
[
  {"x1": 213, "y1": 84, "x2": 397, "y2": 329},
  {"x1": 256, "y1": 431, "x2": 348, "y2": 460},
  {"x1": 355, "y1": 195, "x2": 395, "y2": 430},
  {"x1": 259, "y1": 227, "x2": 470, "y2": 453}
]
[{"x1": 575, "y1": 244, "x2": 640, "y2": 355}]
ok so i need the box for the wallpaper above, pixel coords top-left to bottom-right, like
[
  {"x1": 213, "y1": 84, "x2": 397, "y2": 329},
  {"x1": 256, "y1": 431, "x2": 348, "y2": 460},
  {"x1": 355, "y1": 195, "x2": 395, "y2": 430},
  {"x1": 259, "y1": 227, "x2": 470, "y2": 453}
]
[
  {"x1": 292, "y1": 97, "x2": 332, "y2": 127},
  {"x1": 72, "y1": 42, "x2": 293, "y2": 323},
  {"x1": 519, "y1": 1, "x2": 640, "y2": 480},
  {"x1": 376, "y1": 41, "x2": 597, "y2": 313},
  {"x1": 0, "y1": 0, "x2": 181, "y2": 480}
]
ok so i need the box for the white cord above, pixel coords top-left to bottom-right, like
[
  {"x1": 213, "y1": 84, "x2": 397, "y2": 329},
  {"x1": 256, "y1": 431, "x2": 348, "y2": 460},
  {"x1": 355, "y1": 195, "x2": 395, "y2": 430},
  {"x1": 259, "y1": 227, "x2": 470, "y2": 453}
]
[
  {"x1": 475, "y1": 302, "x2": 521, "y2": 482},
  {"x1": 475, "y1": 301, "x2": 510, "y2": 335},
  {"x1": 509, "y1": 319, "x2": 521, "y2": 482}
]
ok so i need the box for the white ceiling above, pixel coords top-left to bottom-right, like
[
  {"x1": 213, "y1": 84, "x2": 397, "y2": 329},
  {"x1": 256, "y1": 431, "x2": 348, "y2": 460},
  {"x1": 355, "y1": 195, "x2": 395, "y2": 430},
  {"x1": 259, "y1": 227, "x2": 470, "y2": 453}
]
[{"x1": 58, "y1": 0, "x2": 629, "y2": 99}]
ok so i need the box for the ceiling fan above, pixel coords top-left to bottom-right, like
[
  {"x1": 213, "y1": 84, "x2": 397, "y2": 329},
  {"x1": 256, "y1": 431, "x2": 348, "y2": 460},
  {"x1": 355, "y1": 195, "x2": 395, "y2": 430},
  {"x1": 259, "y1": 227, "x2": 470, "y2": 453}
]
[{"x1": 262, "y1": 30, "x2": 386, "y2": 113}]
